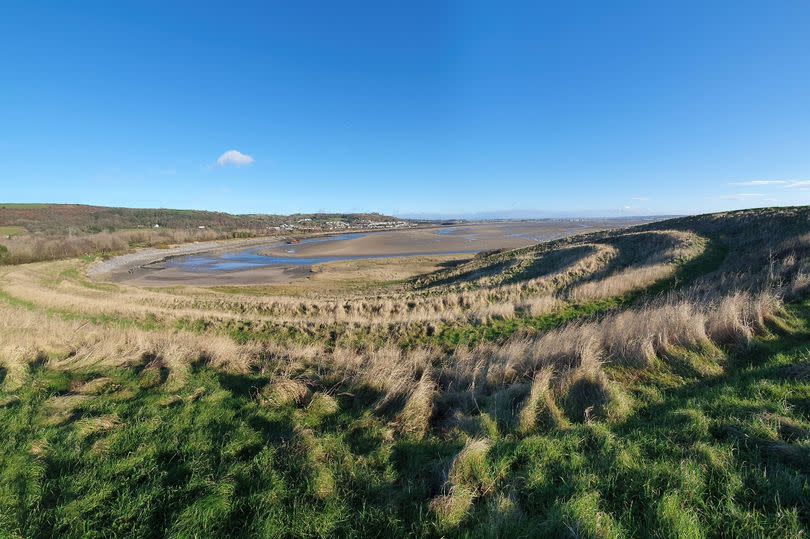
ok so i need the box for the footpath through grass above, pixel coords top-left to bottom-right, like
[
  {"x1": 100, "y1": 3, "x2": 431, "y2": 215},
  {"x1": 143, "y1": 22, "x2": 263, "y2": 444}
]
[{"x1": 1, "y1": 300, "x2": 809, "y2": 537}]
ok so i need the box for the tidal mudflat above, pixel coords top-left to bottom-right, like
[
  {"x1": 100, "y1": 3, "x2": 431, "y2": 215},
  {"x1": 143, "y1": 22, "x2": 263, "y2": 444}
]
[{"x1": 98, "y1": 220, "x2": 643, "y2": 287}]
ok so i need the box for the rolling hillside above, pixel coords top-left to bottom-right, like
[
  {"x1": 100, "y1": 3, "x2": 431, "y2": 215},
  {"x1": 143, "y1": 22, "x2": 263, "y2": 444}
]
[
  {"x1": 0, "y1": 203, "x2": 407, "y2": 235},
  {"x1": 0, "y1": 207, "x2": 808, "y2": 537}
]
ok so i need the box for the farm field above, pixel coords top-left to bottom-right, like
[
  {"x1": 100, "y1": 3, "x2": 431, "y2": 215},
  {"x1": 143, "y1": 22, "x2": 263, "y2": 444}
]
[{"x1": 1, "y1": 206, "x2": 809, "y2": 537}]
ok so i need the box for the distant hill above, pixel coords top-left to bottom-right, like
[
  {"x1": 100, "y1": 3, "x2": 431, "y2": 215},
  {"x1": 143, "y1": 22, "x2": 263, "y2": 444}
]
[{"x1": 0, "y1": 204, "x2": 408, "y2": 235}]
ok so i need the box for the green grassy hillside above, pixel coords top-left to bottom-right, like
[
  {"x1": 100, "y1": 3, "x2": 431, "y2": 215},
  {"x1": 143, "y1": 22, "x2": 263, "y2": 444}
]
[
  {"x1": 1, "y1": 303, "x2": 808, "y2": 537},
  {"x1": 0, "y1": 206, "x2": 809, "y2": 537}
]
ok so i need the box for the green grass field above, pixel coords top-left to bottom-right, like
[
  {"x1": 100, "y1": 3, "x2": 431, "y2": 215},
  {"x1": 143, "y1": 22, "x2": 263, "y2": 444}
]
[{"x1": 1, "y1": 301, "x2": 808, "y2": 537}]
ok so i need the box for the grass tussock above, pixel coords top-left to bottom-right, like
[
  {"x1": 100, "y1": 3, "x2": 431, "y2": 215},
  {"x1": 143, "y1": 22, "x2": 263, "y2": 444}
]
[
  {"x1": 259, "y1": 377, "x2": 312, "y2": 408},
  {"x1": 396, "y1": 369, "x2": 437, "y2": 439},
  {"x1": 517, "y1": 366, "x2": 566, "y2": 433},
  {"x1": 431, "y1": 438, "x2": 494, "y2": 528}
]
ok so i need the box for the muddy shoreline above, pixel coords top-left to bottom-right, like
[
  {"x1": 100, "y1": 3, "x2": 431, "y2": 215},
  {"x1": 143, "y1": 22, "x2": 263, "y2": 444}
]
[{"x1": 89, "y1": 220, "x2": 644, "y2": 287}]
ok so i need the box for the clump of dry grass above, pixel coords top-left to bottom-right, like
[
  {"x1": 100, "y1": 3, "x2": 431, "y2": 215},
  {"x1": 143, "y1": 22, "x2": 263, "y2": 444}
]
[
  {"x1": 74, "y1": 415, "x2": 121, "y2": 440},
  {"x1": 602, "y1": 301, "x2": 713, "y2": 367},
  {"x1": 259, "y1": 377, "x2": 312, "y2": 408},
  {"x1": 357, "y1": 347, "x2": 435, "y2": 419},
  {"x1": 705, "y1": 292, "x2": 781, "y2": 346},
  {"x1": 430, "y1": 487, "x2": 476, "y2": 529},
  {"x1": 446, "y1": 323, "x2": 602, "y2": 395},
  {"x1": 0, "y1": 344, "x2": 39, "y2": 391},
  {"x1": 517, "y1": 366, "x2": 565, "y2": 433},
  {"x1": 306, "y1": 392, "x2": 340, "y2": 418},
  {"x1": 0, "y1": 300, "x2": 261, "y2": 384},
  {"x1": 395, "y1": 369, "x2": 437, "y2": 439},
  {"x1": 431, "y1": 438, "x2": 494, "y2": 527},
  {"x1": 517, "y1": 295, "x2": 562, "y2": 317},
  {"x1": 789, "y1": 271, "x2": 810, "y2": 299},
  {"x1": 73, "y1": 376, "x2": 114, "y2": 395},
  {"x1": 438, "y1": 290, "x2": 780, "y2": 431},
  {"x1": 568, "y1": 264, "x2": 674, "y2": 302}
]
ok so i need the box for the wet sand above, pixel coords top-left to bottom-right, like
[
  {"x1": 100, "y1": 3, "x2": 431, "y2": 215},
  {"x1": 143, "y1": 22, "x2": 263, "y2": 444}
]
[
  {"x1": 258, "y1": 222, "x2": 591, "y2": 258},
  {"x1": 122, "y1": 263, "x2": 312, "y2": 287},
  {"x1": 93, "y1": 220, "x2": 646, "y2": 287}
]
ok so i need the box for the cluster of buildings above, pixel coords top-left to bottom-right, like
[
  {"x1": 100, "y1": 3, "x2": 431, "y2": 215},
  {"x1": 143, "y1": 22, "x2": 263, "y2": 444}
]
[
  {"x1": 268, "y1": 218, "x2": 413, "y2": 233},
  {"x1": 358, "y1": 220, "x2": 412, "y2": 229}
]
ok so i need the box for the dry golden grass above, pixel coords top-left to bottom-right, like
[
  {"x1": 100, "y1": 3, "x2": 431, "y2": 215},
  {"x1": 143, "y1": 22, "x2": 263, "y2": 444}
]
[
  {"x1": 0, "y1": 209, "x2": 806, "y2": 441},
  {"x1": 395, "y1": 369, "x2": 437, "y2": 439},
  {"x1": 517, "y1": 366, "x2": 563, "y2": 433},
  {"x1": 0, "y1": 257, "x2": 786, "y2": 436},
  {"x1": 435, "y1": 289, "x2": 781, "y2": 429},
  {"x1": 0, "y1": 227, "x2": 255, "y2": 265},
  {"x1": 0, "y1": 229, "x2": 704, "y2": 332},
  {"x1": 0, "y1": 301, "x2": 261, "y2": 389},
  {"x1": 568, "y1": 263, "x2": 674, "y2": 302},
  {"x1": 259, "y1": 378, "x2": 312, "y2": 407}
]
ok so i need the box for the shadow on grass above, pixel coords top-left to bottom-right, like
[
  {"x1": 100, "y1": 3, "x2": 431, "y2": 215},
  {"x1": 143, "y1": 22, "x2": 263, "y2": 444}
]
[{"x1": 217, "y1": 372, "x2": 269, "y2": 398}]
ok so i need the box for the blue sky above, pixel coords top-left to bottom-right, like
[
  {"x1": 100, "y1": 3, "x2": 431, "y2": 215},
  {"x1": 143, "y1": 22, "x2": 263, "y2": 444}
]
[{"x1": 1, "y1": 1, "x2": 809, "y2": 217}]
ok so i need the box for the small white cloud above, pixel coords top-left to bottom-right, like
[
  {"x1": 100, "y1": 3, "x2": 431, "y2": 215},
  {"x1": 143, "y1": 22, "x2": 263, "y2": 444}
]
[
  {"x1": 728, "y1": 180, "x2": 788, "y2": 186},
  {"x1": 631, "y1": 196, "x2": 649, "y2": 201},
  {"x1": 216, "y1": 150, "x2": 254, "y2": 167},
  {"x1": 787, "y1": 180, "x2": 810, "y2": 189}
]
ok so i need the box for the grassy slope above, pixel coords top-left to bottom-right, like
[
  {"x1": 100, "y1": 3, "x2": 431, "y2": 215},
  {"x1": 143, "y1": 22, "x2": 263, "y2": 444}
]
[
  {"x1": 207, "y1": 233, "x2": 725, "y2": 353},
  {"x1": 1, "y1": 207, "x2": 808, "y2": 537},
  {"x1": 1, "y1": 301, "x2": 808, "y2": 538}
]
